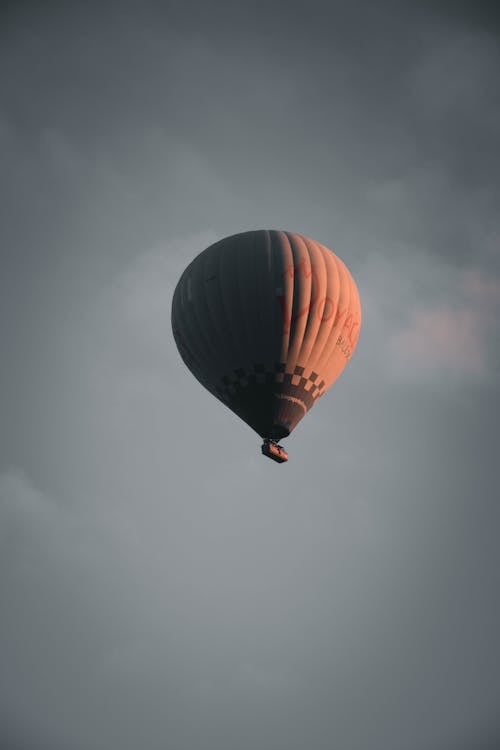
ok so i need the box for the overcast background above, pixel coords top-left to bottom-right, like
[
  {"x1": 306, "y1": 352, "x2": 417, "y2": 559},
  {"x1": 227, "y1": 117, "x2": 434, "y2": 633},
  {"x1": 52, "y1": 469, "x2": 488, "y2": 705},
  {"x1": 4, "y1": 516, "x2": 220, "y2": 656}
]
[{"x1": 1, "y1": 1, "x2": 499, "y2": 749}]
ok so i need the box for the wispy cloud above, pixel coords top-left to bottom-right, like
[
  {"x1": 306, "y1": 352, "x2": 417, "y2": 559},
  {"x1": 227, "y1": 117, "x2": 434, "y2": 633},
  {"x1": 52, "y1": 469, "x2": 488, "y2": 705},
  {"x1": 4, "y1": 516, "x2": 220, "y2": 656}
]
[
  {"x1": 358, "y1": 251, "x2": 500, "y2": 384},
  {"x1": 391, "y1": 305, "x2": 485, "y2": 377},
  {"x1": 390, "y1": 267, "x2": 500, "y2": 381}
]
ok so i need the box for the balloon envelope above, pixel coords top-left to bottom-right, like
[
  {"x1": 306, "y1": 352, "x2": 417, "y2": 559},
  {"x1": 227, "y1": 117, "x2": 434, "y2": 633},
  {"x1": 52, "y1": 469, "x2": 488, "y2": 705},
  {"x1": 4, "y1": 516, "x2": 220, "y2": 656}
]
[{"x1": 171, "y1": 230, "x2": 361, "y2": 440}]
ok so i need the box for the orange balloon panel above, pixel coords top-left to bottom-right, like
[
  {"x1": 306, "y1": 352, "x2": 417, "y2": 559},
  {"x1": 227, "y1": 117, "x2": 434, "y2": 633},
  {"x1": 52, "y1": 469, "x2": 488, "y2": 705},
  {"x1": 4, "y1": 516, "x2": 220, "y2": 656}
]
[{"x1": 171, "y1": 230, "x2": 361, "y2": 440}]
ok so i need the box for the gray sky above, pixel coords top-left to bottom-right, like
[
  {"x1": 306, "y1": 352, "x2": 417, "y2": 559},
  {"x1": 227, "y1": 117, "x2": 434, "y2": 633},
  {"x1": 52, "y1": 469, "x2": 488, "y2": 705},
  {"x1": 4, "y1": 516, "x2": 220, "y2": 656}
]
[{"x1": 1, "y1": 1, "x2": 499, "y2": 748}]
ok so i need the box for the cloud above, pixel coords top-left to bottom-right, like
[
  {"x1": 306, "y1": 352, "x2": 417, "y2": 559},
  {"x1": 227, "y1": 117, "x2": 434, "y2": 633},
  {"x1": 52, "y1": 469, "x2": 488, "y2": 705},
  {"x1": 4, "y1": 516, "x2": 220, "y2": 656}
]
[
  {"x1": 391, "y1": 305, "x2": 486, "y2": 378},
  {"x1": 85, "y1": 233, "x2": 216, "y2": 377},
  {"x1": 0, "y1": 470, "x2": 94, "y2": 746},
  {"x1": 462, "y1": 269, "x2": 500, "y2": 306},
  {"x1": 357, "y1": 247, "x2": 500, "y2": 384},
  {"x1": 0, "y1": 469, "x2": 175, "y2": 750},
  {"x1": 390, "y1": 267, "x2": 500, "y2": 382},
  {"x1": 1, "y1": 3, "x2": 499, "y2": 749}
]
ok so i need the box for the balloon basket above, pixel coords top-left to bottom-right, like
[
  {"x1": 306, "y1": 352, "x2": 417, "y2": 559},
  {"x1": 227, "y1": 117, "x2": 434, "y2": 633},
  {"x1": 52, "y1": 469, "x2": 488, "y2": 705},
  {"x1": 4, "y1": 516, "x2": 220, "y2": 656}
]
[{"x1": 261, "y1": 439, "x2": 288, "y2": 464}]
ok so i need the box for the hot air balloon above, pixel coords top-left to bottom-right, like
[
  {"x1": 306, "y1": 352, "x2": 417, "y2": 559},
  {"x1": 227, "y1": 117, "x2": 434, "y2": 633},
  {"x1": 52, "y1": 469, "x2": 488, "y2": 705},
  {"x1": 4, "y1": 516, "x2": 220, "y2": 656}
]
[{"x1": 171, "y1": 230, "x2": 361, "y2": 462}]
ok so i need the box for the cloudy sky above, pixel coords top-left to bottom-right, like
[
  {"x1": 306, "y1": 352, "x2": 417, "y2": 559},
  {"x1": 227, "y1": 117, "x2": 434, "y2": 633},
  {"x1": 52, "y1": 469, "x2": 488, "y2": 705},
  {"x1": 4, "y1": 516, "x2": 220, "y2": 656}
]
[{"x1": 1, "y1": 1, "x2": 499, "y2": 748}]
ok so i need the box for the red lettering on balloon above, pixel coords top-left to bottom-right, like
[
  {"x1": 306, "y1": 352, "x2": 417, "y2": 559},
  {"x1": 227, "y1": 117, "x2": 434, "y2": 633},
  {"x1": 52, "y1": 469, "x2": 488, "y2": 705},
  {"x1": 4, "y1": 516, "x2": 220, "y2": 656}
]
[
  {"x1": 316, "y1": 297, "x2": 335, "y2": 321},
  {"x1": 276, "y1": 263, "x2": 360, "y2": 350},
  {"x1": 348, "y1": 319, "x2": 360, "y2": 345},
  {"x1": 277, "y1": 296, "x2": 312, "y2": 334},
  {"x1": 279, "y1": 258, "x2": 320, "y2": 333}
]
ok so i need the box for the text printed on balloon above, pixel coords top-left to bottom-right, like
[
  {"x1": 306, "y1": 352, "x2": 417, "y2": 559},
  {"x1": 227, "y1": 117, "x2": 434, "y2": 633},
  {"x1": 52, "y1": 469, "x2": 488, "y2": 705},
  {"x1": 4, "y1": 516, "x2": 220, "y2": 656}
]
[{"x1": 277, "y1": 259, "x2": 359, "y2": 346}]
